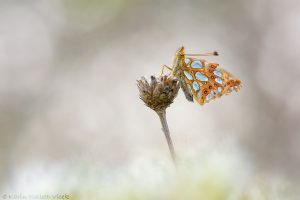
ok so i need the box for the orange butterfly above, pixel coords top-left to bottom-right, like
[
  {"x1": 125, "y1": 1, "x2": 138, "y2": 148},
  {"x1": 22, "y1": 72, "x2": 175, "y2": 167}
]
[{"x1": 161, "y1": 46, "x2": 241, "y2": 105}]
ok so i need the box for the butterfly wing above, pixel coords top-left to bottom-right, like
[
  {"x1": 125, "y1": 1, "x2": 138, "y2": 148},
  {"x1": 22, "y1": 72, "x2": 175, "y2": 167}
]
[
  {"x1": 180, "y1": 57, "x2": 241, "y2": 105},
  {"x1": 179, "y1": 74, "x2": 194, "y2": 102},
  {"x1": 176, "y1": 56, "x2": 194, "y2": 102}
]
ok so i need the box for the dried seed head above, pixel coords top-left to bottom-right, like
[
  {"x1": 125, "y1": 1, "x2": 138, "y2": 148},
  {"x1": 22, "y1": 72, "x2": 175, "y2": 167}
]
[{"x1": 137, "y1": 75, "x2": 180, "y2": 112}]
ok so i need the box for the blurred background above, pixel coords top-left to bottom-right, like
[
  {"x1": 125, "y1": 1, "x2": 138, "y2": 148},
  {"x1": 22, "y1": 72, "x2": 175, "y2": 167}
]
[{"x1": 0, "y1": 0, "x2": 300, "y2": 196}]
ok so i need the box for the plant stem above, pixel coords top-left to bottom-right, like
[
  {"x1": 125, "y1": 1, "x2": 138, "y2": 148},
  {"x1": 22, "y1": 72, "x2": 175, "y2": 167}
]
[{"x1": 157, "y1": 109, "x2": 176, "y2": 164}]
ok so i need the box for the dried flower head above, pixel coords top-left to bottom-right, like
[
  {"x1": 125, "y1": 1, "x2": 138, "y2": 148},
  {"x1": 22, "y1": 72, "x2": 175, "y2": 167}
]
[{"x1": 137, "y1": 75, "x2": 180, "y2": 113}]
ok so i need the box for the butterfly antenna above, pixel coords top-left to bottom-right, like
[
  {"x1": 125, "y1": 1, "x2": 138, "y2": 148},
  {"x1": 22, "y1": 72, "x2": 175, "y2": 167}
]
[{"x1": 185, "y1": 51, "x2": 219, "y2": 56}]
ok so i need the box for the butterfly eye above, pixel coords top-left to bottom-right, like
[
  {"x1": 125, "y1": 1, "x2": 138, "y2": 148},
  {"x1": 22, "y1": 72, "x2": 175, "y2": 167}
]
[
  {"x1": 204, "y1": 90, "x2": 208, "y2": 95},
  {"x1": 214, "y1": 83, "x2": 218, "y2": 87},
  {"x1": 208, "y1": 85, "x2": 213, "y2": 90},
  {"x1": 210, "y1": 75, "x2": 215, "y2": 79}
]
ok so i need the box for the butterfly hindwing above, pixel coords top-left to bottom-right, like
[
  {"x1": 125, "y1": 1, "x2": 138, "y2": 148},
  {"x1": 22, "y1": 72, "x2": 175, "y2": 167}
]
[{"x1": 180, "y1": 57, "x2": 241, "y2": 105}]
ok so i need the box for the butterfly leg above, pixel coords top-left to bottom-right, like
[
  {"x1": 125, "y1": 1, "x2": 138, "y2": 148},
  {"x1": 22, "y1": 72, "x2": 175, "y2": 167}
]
[{"x1": 161, "y1": 65, "x2": 173, "y2": 75}]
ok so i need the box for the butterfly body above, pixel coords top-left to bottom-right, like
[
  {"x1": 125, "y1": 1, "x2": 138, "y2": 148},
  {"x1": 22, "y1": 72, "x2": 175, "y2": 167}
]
[{"x1": 162, "y1": 46, "x2": 241, "y2": 105}]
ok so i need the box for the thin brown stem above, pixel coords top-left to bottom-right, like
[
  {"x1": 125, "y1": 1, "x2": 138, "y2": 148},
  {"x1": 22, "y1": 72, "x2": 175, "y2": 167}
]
[{"x1": 156, "y1": 109, "x2": 176, "y2": 164}]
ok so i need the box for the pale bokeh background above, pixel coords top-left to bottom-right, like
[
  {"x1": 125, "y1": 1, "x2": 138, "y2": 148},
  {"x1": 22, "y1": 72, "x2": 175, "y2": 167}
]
[{"x1": 0, "y1": 0, "x2": 300, "y2": 192}]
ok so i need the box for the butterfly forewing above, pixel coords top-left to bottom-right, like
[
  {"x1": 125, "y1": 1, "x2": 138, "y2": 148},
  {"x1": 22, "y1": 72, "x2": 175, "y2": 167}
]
[{"x1": 181, "y1": 57, "x2": 241, "y2": 105}]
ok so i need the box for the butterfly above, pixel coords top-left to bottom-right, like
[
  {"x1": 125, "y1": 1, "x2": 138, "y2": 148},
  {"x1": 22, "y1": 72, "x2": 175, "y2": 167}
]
[{"x1": 161, "y1": 46, "x2": 241, "y2": 105}]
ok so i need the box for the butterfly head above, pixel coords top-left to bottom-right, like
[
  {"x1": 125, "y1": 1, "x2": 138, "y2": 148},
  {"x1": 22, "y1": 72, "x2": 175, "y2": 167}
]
[{"x1": 175, "y1": 46, "x2": 185, "y2": 57}]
